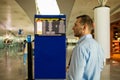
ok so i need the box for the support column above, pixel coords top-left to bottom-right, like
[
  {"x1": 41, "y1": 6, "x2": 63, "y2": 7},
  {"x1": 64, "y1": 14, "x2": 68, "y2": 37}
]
[{"x1": 94, "y1": 6, "x2": 110, "y2": 59}]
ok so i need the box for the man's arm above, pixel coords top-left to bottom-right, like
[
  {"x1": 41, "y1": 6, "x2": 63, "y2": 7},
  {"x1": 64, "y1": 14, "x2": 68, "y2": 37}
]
[{"x1": 67, "y1": 46, "x2": 86, "y2": 80}]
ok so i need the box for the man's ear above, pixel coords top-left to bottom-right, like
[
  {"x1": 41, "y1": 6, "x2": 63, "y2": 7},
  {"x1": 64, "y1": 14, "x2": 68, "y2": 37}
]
[
  {"x1": 83, "y1": 23, "x2": 87, "y2": 30},
  {"x1": 93, "y1": 22, "x2": 95, "y2": 28}
]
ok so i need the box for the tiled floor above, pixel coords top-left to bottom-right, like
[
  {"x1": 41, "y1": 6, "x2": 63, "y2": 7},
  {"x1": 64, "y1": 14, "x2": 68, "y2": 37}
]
[
  {"x1": 0, "y1": 45, "x2": 120, "y2": 80},
  {"x1": 0, "y1": 46, "x2": 27, "y2": 80}
]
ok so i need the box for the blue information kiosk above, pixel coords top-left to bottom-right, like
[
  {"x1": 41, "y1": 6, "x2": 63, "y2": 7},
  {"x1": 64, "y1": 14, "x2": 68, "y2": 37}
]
[{"x1": 34, "y1": 15, "x2": 66, "y2": 80}]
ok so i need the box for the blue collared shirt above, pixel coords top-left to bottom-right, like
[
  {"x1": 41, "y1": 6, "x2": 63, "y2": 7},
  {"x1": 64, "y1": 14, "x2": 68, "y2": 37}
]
[{"x1": 67, "y1": 34, "x2": 105, "y2": 80}]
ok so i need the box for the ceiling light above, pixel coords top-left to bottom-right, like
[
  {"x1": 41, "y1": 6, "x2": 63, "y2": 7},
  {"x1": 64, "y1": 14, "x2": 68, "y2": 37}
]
[{"x1": 35, "y1": 0, "x2": 60, "y2": 15}]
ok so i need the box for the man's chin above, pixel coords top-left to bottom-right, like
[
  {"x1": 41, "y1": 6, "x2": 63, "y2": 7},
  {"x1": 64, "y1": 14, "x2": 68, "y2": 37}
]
[
  {"x1": 74, "y1": 35, "x2": 79, "y2": 37},
  {"x1": 74, "y1": 34, "x2": 81, "y2": 38}
]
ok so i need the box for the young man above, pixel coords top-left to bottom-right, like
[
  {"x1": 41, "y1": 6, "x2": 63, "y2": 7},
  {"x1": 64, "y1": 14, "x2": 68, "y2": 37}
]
[{"x1": 67, "y1": 15, "x2": 105, "y2": 80}]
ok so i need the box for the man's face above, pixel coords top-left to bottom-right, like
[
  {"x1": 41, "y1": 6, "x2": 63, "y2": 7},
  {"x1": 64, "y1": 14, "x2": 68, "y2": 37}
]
[{"x1": 72, "y1": 18, "x2": 84, "y2": 38}]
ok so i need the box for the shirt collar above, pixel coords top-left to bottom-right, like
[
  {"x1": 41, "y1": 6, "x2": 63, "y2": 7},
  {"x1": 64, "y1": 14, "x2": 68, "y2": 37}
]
[{"x1": 77, "y1": 34, "x2": 93, "y2": 44}]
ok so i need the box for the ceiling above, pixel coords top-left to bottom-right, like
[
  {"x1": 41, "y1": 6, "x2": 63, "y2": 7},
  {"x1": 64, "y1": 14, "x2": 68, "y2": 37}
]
[{"x1": 0, "y1": 0, "x2": 120, "y2": 38}]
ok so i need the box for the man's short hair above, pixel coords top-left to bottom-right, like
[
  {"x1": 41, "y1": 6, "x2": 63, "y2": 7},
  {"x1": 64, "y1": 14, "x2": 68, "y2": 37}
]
[{"x1": 76, "y1": 15, "x2": 94, "y2": 32}]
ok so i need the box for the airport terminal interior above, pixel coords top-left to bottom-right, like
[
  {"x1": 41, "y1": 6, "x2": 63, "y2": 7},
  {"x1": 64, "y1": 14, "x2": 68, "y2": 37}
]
[{"x1": 0, "y1": 0, "x2": 120, "y2": 80}]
